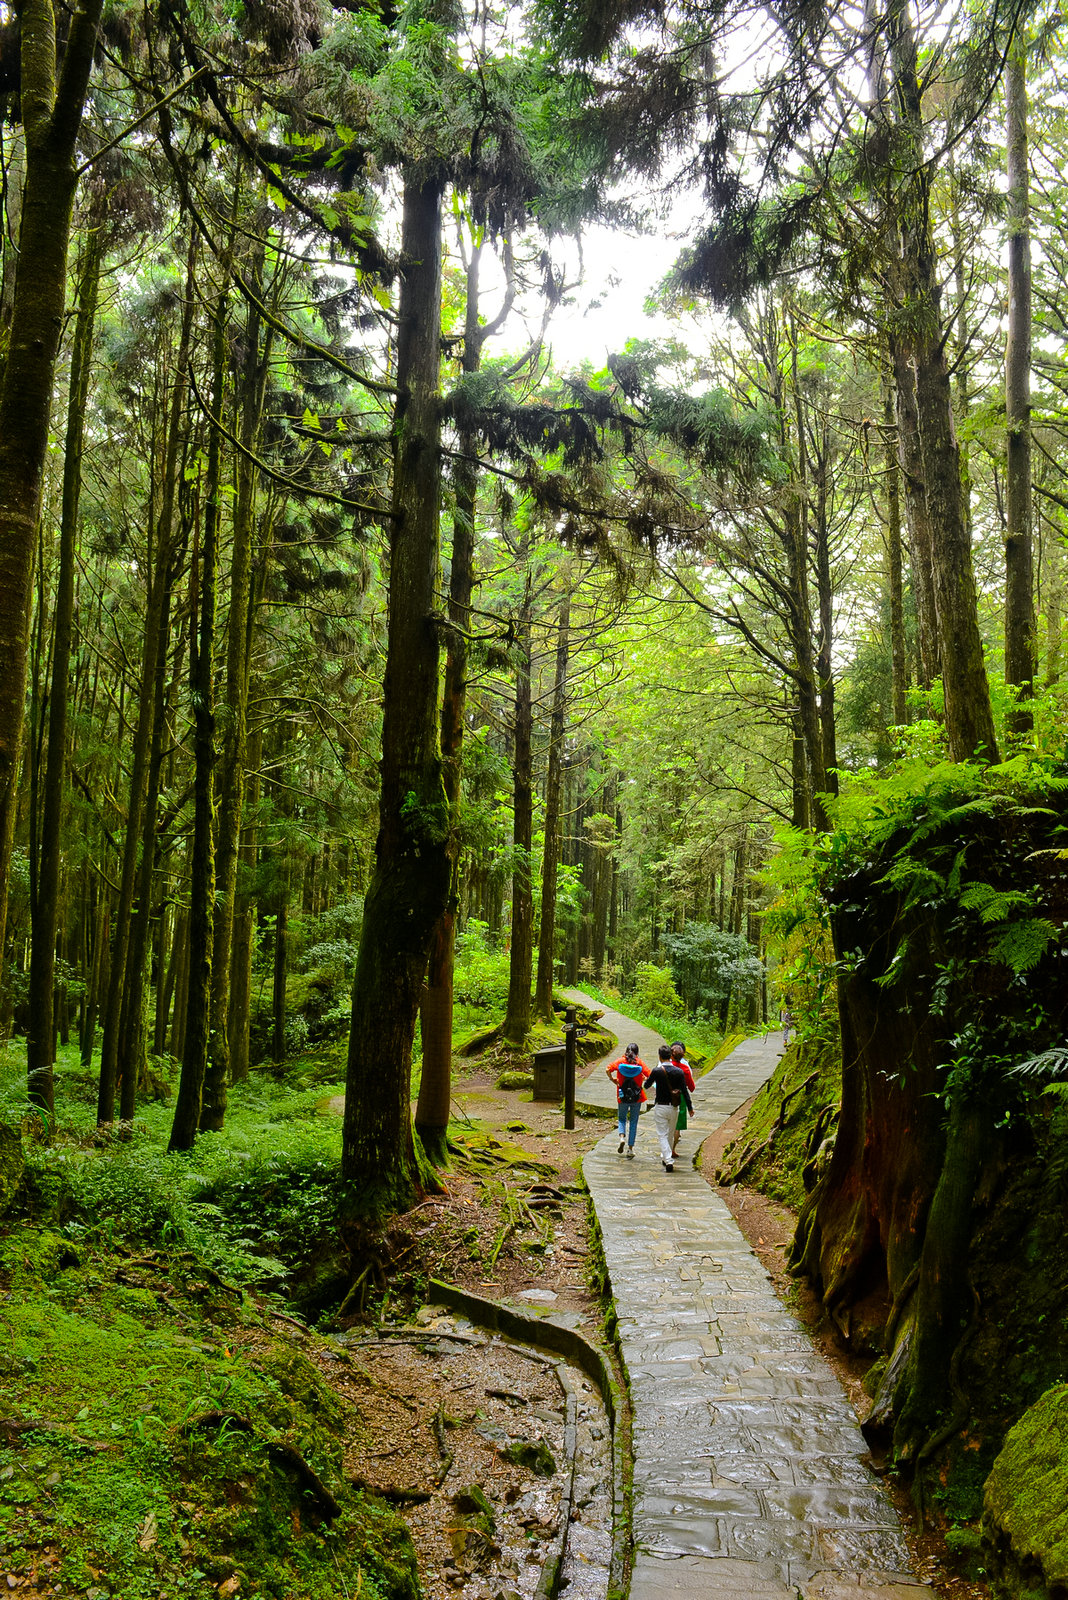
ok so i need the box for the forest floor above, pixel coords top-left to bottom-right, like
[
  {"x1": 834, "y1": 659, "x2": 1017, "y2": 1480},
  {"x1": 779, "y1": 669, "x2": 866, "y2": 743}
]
[
  {"x1": 387, "y1": 1037, "x2": 994, "y2": 1600},
  {"x1": 1, "y1": 1034, "x2": 992, "y2": 1600}
]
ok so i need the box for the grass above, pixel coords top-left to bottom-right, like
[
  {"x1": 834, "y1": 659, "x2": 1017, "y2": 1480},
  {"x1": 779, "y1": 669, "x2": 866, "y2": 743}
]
[{"x1": 0, "y1": 1226, "x2": 419, "y2": 1600}]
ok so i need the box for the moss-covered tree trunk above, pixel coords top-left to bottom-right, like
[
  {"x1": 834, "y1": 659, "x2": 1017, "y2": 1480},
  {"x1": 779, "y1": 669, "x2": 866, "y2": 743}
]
[
  {"x1": 26, "y1": 229, "x2": 100, "y2": 1116},
  {"x1": 0, "y1": 0, "x2": 103, "y2": 997},
  {"x1": 341, "y1": 170, "x2": 450, "y2": 1214}
]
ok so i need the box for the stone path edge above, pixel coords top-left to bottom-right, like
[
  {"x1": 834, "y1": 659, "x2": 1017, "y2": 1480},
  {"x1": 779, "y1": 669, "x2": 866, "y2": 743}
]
[{"x1": 428, "y1": 1278, "x2": 629, "y2": 1598}]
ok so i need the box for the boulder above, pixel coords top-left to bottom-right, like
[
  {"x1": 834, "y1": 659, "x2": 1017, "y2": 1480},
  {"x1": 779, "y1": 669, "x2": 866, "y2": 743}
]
[{"x1": 983, "y1": 1381, "x2": 1068, "y2": 1598}]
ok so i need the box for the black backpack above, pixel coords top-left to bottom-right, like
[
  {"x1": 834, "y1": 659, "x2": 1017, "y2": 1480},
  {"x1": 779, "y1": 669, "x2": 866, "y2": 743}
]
[{"x1": 617, "y1": 1067, "x2": 643, "y2": 1103}]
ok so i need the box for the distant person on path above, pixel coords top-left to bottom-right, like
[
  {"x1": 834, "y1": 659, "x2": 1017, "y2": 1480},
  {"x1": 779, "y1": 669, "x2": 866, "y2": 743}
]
[
  {"x1": 781, "y1": 1005, "x2": 795, "y2": 1047},
  {"x1": 669, "y1": 1041, "x2": 695, "y2": 1090},
  {"x1": 669, "y1": 1043, "x2": 695, "y2": 1160},
  {"x1": 645, "y1": 1045, "x2": 689, "y2": 1172},
  {"x1": 607, "y1": 1043, "x2": 647, "y2": 1158}
]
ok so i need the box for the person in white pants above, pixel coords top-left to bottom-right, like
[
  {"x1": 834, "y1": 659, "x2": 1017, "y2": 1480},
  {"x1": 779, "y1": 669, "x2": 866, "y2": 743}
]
[{"x1": 644, "y1": 1046, "x2": 687, "y2": 1172}]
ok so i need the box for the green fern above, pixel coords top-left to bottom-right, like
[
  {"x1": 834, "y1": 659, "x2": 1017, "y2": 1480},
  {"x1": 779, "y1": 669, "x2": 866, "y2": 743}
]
[
  {"x1": 877, "y1": 859, "x2": 945, "y2": 900},
  {"x1": 1009, "y1": 1047, "x2": 1068, "y2": 1080},
  {"x1": 958, "y1": 882, "x2": 1036, "y2": 924},
  {"x1": 989, "y1": 918, "x2": 1058, "y2": 974}
]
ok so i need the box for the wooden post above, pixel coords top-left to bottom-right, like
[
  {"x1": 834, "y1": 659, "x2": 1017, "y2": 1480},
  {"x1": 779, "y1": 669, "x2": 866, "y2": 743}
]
[{"x1": 564, "y1": 1005, "x2": 576, "y2": 1130}]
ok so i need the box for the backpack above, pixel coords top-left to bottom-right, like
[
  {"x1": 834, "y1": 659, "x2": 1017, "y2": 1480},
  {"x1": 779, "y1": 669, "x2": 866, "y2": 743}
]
[{"x1": 617, "y1": 1065, "x2": 643, "y2": 1104}]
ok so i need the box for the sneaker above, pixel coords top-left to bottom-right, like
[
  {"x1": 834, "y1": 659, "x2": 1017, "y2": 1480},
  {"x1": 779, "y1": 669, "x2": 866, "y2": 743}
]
[
  {"x1": 626, "y1": 1148, "x2": 635, "y2": 1159},
  {"x1": 617, "y1": 1137, "x2": 625, "y2": 1154},
  {"x1": 662, "y1": 1159, "x2": 674, "y2": 1171}
]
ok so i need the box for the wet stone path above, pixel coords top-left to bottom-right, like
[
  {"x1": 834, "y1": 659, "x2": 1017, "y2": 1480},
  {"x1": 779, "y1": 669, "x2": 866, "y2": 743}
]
[{"x1": 569, "y1": 998, "x2": 933, "y2": 1600}]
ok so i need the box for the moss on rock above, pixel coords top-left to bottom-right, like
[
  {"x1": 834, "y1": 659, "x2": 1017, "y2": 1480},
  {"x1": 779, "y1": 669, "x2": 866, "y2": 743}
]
[{"x1": 983, "y1": 1381, "x2": 1068, "y2": 1597}]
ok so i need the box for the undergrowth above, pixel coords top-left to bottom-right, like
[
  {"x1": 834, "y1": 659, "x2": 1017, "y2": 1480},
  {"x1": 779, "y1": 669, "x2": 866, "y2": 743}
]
[{"x1": 0, "y1": 1229, "x2": 418, "y2": 1600}]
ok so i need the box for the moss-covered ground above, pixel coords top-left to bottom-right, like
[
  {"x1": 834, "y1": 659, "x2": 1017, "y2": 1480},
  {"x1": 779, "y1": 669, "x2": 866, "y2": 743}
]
[
  {"x1": 712, "y1": 1035, "x2": 840, "y2": 1210},
  {"x1": 0, "y1": 1225, "x2": 418, "y2": 1600}
]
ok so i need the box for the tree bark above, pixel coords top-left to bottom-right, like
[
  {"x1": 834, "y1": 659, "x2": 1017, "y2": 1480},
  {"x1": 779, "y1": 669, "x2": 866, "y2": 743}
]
[
  {"x1": 202, "y1": 289, "x2": 268, "y2": 1127},
  {"x1": 229, "y1": 722, "x2": 261, "y2": 1080},
  {"x1": 0, "y1": 0, "x2": 104, "y2": 1002},
  {"x1": 98, "y1": 253, "x2": 195, "y2": 1123},
  {"x1": 887, "y1": 0, "x2": 998, "y2": 762},
  {"x1": 341, "y1": 170, "x2": 451, "y2": 1214},
  {"x1": 884, "y1": 374, "x2": 908, "y2": 727},
  {"x1": 26, "y1": 229, "x2": 100, "y2": 1115},
  {"x1": 415, "y1": 240, "x2": 484, "y2": 1161},
  {"x1": 534, "y1": 590, "x2": 571, "y2": 1020},
  {"x1": 503, "y1": 559, "x2": 534, "y2": 1046},
  {"x1": 1004, "y1": 34, "x2": 1035, "y2": 736},
  {"x1": 169, "y1": 295, "x2": 223, "y2": 1153}
]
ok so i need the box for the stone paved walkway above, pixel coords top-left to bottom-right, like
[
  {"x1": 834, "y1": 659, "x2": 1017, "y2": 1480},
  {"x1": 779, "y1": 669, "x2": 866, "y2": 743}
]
[{"x1": 571, "y1": 997, "x2": 933, "y2": 1600}]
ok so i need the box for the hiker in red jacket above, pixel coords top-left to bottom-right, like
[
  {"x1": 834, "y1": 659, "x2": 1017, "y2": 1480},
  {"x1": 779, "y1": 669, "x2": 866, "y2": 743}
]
[{"x1": 606, "y1": 1043, "x2": 647, "y2": 1158}]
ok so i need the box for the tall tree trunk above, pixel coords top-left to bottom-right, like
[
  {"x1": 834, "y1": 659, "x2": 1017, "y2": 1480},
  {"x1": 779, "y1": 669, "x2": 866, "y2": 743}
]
[
  {"x1": 884, "y1": 374, "x2": 908, "y2": 726},
  {"x1": 1005, "y1": 34, "x2": 1035, "y2": 737},
  {"x1": 97, "y1": 253, "x2": 195, "y2": 1123},
  {"x1": 341, "y1": 171, "x2": 451, "y2": 1213},
  {"x1": 80, "y1": 891, "x2": 108, "y2": 1068},
  {"x1": 202, "y1": 292, "x2": 268, "y2": 1128},
  {"x1": 1044, "y1": 533, "x2": 1064, "y2": 688},
  {"x1": 889, "y1": 346, "x2": 940, "y2": 692},
  {"x1": 169, "y1": 295, "x2": 223, "y2": 1153},
  {"x1": 503, "y1": 562, "x2": 534, "y2": 1046},
  {"x1": 26, "y1": 229, "x2": 100, "y2": 1115},
  {"x1": 534, "y1": 590, "x2": 571, "y2": 1020},
  {"x1": 887, "y1": 0, "x2": 998, "y2": 762},
  {"x1": 117, "y1": 573, "x2": 173, "y2": 1122},
  {"x1": 169, "y1": 908, "x2": 190, "y2": 1061},
  {"x1": 0, "y1": 0, "x2": 103, "y2": 1002},
  {"x1": 271, "y1": 862, "x2": 288, "y2": 1062},
  {"x1": 415, "y1": 239, "x2": 485, "y2": 1160},
  {"x1": 812, "y1": 414, "x2": 838, "y2": 795},
  {"x1": 229, "y1": 722, "x2": 261, "y2": 1081}
]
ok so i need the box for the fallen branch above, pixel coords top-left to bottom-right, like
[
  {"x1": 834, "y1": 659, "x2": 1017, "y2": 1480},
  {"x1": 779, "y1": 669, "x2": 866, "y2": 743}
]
[
  {"x1": 266, "y1": 1440, "x2": 343, "y2": 1521},
  {"x1": 351, "y1": 1475, "x2": 431, "y2": 1504},
  {"x1": 432, "y1": 1400, "x2": 455, "y2": 1486}
]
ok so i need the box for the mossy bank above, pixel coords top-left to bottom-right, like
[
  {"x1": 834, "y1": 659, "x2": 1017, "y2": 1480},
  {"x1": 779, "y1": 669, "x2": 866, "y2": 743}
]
[{"x1": 0, "y1": 1222, "x2": 418, "y2": 1599}]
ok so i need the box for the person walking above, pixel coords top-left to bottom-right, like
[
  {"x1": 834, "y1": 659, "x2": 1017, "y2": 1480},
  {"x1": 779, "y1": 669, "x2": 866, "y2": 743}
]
[
  {"x1": 669, "y1": 1043, "x2": 695, "y2": 1160},
  {"x1": 606, "y1": 1043, "x2": 647, "y2": 1157},
  {"x1": 644, "y1": 1045, "x2": 688, "y2": 1172}
]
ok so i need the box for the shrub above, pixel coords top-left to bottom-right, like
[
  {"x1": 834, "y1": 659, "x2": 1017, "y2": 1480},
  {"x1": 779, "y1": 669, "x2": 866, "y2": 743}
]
[{"x1": 631, "y1": 963, "x2": 682, "y2": 1016}]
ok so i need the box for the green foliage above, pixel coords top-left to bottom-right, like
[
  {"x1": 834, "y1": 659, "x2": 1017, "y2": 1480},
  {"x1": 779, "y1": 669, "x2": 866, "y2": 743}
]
[
  {"x1": 716, "y1": 1036, "x2": 840, "y2": 1209},
  {"x1": 0, "y1": 1237, "x2": 418, "y2": 1600},
  {"x1": 631, "y1": 962, "x2": 682, "y2": 1015},
  {"x1": 453, "y1": 920, "x2": 512, "y2": 1015},
  {"x1": 662, "y1": 922, "x2": 764, "y2": 1015}
]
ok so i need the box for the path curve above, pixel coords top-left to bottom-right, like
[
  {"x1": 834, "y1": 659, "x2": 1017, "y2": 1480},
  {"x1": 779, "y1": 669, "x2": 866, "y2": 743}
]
[{"x1": 572, "y1": 996, "x2": 932, "y2": 1600}]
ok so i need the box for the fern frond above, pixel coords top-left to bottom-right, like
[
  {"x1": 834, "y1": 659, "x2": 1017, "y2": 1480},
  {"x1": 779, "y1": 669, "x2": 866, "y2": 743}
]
[
  {"x1": 990, "y1": 917, "x2": 1058, "y2": 974},
  {"x1": 877, "y1": 859, "x2": 945, "y2": 898},
  {"x1": 1009, "y1": 1047, "x2": 1068, "y2": 1080},
  {"x1": 959, "y1": 883, "x2": 1035, "y2": 924}
]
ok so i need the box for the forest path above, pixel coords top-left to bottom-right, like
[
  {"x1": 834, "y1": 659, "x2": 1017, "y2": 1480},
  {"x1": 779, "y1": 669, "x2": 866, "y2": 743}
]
[{"x1": 569, "y1": 996, "x2": 933, "y2": 1600}]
